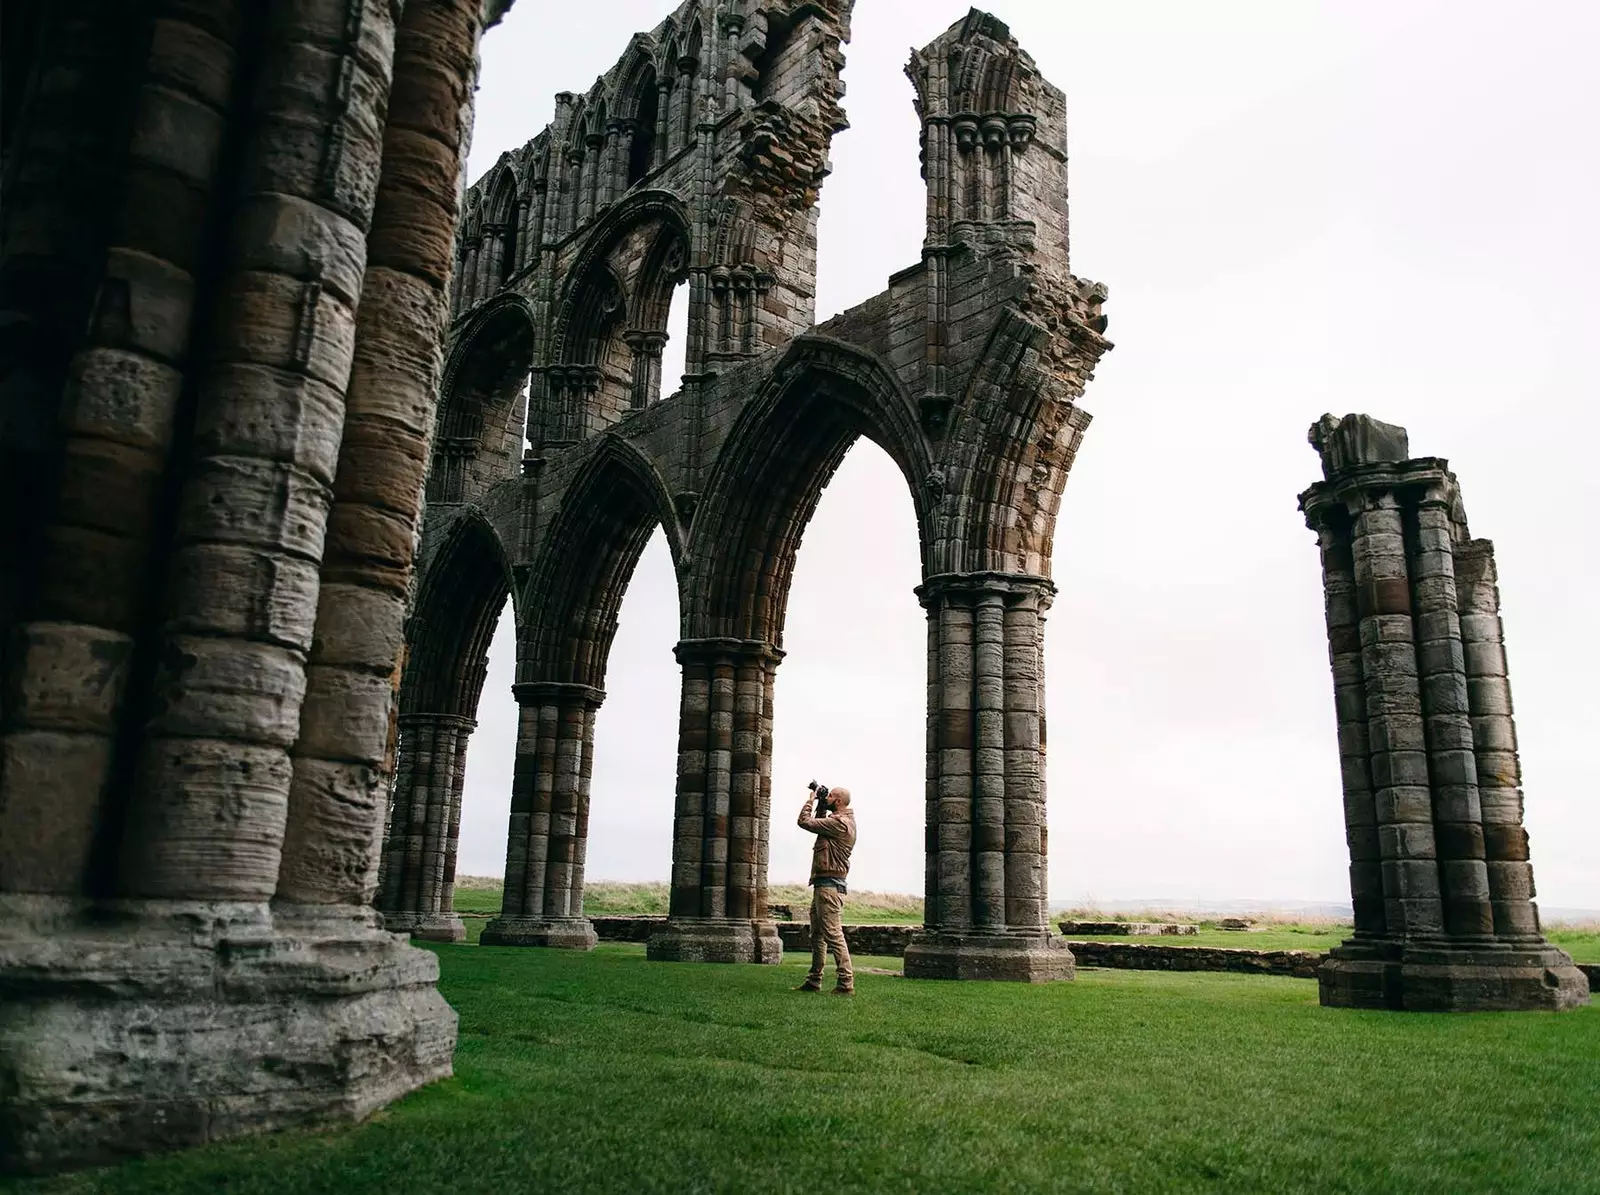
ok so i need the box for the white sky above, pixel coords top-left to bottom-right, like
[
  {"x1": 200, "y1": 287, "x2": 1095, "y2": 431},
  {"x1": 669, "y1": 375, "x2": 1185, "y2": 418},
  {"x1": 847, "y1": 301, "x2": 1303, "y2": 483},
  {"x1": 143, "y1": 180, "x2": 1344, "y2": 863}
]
[{"x1": 456, "y1": 1, "x2": 1600, "y2": 911}]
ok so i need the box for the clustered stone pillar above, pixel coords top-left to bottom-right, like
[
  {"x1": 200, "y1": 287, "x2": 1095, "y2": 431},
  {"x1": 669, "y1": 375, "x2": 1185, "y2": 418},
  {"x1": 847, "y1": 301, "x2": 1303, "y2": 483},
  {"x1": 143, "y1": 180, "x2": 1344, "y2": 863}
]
[
  {"x1": 376, "y1": 713, "x2": 476, "y2": 942},
  {"x1": 647, "y1": 638, "x2": 783, "y2": 964},
  {"x1": 1300, "y1": 413, "x2": 1588, "y2": 1011},
  {"x1": 482, "y1": 681, "x2": 602, "y2": 948},
  {"x1": 1, "y1": 0, "x2": 488, "y2": 1173},
  {"x1": 903, "y1": 573, "x2": 1074, "y2": 981}
]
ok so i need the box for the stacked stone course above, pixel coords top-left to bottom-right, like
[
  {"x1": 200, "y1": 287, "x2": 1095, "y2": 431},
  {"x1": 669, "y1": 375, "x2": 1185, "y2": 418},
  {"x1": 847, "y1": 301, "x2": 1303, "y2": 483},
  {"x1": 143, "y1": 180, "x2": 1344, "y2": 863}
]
[{"x1": 1301, "y1": 415, "x2": 1588, "y2": 1011}]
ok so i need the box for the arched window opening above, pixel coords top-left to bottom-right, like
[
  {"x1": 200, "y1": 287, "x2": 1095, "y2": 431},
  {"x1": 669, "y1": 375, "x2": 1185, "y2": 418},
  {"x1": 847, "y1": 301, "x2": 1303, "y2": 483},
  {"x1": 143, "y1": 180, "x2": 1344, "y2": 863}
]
[
  {"x1": 583, "y1": 528, "x2": 678, "y2": 902},
  {"x1": 661, "y1": 278, "x2": 688, "y2": 401},
  {"x1": 447, "y1": 601, "x2": 518, "y2": 923},
  {"x1": 627, "y1": 71, "x2": 658, "y2": 188},
  {"x1": 770, "y1": 441, "x2": 924, "y2": 901}
]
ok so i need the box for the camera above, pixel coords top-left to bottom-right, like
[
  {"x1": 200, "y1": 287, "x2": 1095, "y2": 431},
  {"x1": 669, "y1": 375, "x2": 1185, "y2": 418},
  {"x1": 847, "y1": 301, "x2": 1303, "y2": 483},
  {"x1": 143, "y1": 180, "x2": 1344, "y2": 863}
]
[{"x1": 808, "y1": 778, "x2": 831, "y2": 816}]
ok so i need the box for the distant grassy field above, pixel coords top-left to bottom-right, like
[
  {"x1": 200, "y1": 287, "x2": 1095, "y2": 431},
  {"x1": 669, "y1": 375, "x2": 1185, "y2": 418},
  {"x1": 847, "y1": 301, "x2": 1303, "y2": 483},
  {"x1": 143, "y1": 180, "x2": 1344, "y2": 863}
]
[
  {"x1": 449, "y1": 878, "x2": 922, "y2": 925},
  {"x1": 32, "y1": 942, "x2": 1598, "y2": 1195},
  {"x1": 447, "y1": 880, "x2": 1600, "y2": 961}
]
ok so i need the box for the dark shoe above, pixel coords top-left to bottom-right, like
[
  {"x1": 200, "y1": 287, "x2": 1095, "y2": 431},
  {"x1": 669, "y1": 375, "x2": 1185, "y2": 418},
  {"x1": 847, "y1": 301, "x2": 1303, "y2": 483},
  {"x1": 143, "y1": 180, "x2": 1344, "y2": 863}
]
[
  {"x1": 794, "y1": 981, "x2": 822, "y2": 992},
  {"x1": 830, "y1": 986, "x2": 854, "y2": 996}
]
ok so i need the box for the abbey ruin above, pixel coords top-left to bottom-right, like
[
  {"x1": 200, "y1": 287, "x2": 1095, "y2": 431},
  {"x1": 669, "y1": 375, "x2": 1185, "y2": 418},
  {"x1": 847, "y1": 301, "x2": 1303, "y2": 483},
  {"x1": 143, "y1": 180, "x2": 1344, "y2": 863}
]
[
  {"x1": 370, "y1": 4, "x2": 1110, "y2": 979},
  {"x1": 0, "y1": 0, "x2": 1584, "y2": 1179}
]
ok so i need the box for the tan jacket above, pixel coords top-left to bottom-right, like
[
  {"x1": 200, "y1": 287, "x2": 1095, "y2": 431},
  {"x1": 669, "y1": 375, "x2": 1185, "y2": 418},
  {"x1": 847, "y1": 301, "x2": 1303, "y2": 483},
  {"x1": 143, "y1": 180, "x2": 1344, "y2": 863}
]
[{"x1": 798, "y1": 796, "x2": 856, "y2": 883}]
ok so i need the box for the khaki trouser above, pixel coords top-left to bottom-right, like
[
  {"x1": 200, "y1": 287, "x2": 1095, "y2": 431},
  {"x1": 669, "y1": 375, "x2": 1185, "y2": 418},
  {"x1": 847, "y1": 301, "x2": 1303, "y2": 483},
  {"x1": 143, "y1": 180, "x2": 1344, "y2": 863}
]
[{"x1": 806, "y1": 886, "x2": 852, "y2": 991}]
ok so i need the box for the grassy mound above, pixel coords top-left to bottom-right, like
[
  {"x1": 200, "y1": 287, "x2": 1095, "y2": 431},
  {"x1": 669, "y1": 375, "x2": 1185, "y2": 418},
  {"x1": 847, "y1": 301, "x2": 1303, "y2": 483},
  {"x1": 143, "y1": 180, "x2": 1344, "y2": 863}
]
[{"x1": 33, "y1": 943, "x2": 1598, "y2": 1194}]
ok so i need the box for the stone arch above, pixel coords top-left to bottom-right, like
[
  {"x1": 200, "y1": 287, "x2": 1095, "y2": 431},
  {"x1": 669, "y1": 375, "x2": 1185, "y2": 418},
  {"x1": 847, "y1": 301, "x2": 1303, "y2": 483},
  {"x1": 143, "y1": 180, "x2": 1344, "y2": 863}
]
[
  {"x1": 547, "y1": 190, "x2": 690, "y2": 422},
  {"x1": 429, "y1": 293, "x2": 536, "y2": 503},
  {"x1": 520, "y1": 435, "x2": 682, "y2": 690},
  {"x1": 935, "y1": 309, "x2": 1094, "y2": 577},
  {"x1": 614, "y1": 41, "x2": 660, "y2": 188},
  {"x1": 484, "y1": 435, "x2": 682, "y2": 948},
  {"x1": 684, "y1": 335, "x2": 933, "y2": 645},
  {"x1": 377, "y1": 505, "x2": 515, "y2": 940},
  {"x1": 484, "y1": 163, "x2": 520, "y2": 286}
]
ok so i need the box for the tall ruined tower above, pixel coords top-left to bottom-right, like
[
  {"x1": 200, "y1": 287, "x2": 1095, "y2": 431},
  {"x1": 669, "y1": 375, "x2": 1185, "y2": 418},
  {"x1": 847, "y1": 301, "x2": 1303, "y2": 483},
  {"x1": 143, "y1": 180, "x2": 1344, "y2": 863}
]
[{"x1": 381, "y1": 4, "x2": 1113, "y2": 980}]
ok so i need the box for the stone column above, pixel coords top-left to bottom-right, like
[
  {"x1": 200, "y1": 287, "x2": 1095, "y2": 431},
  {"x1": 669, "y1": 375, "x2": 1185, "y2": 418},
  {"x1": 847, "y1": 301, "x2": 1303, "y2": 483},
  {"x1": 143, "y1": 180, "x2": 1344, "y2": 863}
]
[
  {"x1": 375, "y1": 713, "x2": 473, "y2": 941},
  {"x1": 653, "y1": 78, "x2": 673, "y2": 167},
  {"x1": 1310, "y1": 511, "x2": 1387, "y2": 938},
  {"x1": 1350, "y1": 491, "x2": 1444, "y2": 940},
  {"x1": 1410, "y1": 490, "x2": 1493, "y2": 938},
  {"x1": 903, "y1": 573, "x2": 1074, "y2": 982},
  {"x1": 624, "y1": 329, "x2": 667, "y2": 410},
  {"x1": 1454, "y1": 540, "x2": 1542, "y2": 940},
  {"x1": 482, "y1": 682, "x2": 601, "y2": 948},
  {"x1": 648, "y1": 638, "x2": 783, "y2": 964},
  {"x1": 1300, "y1": 412, "x2": 1586, "y2": 1011}
]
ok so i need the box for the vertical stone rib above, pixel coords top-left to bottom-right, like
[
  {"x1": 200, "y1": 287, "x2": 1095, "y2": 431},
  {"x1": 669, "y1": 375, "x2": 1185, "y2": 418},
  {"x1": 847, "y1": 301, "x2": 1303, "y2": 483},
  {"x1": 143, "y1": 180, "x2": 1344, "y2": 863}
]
[
  {"x1": 756, "y1": 656, "x2": 778, "y2": 920},
  {"x1": 923, "y1": 606, "x2": 941, "y2": 926},
  {"x1": 2, "y1": 3, "x2": 245, "y2": 896},
  {"x1": 543, "y1": 696, "x2": 583, "y2": 917},
  {"x1": 1455, "y1": 539, "x2": 1541, "y2": 940},
  {"x1": 702, "y1": 653, "x2": 735, "y2": 918},
  {"x1": 1352, "y1": 493, "x2": 1442, "y2": 938},
  {"x1": 119, "y1": 2, "x2": 400, "y2": 900},
  {"x1": 727, "y1": 655, "x2": 762, "y2": 919},
  {"x1": 669, "y1": 653, "x2": 709, "y2": 917},
  {"x1": 935, "y1": 595, "x2": 973, "y2": 930},
  {"x1": 571, "y1": 698, "x2": 599, "y2": 916},
  {"x1": 500, "y1": 697, "x2": 539, "y2": 915},
  {"x1": 1409, "y1": 495, "x2": 1491, "y2": 938},
  {"x1": 1002, "y1": 595, "x2": 1043, "y2": 929},
  {"x1": 972, "y1": 594, "x2": 1006, "y2": 930},
  {"x1": 1315, "y1": 517, "x2": 1385, "y2": 937},
  {"x1": 523, "y1": 699, "x2": 559, "y2": 918}
]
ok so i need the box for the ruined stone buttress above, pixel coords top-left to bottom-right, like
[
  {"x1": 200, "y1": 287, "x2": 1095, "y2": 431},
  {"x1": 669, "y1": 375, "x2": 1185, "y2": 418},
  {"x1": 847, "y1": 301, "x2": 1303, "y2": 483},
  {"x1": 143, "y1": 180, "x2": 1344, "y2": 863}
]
[
  {"x1": 376, "y1": 3, "x2": 1113, "y2": 979},
  {"x1": 1301, "y1": 415, "x2": 1588, "y2": 1012}
]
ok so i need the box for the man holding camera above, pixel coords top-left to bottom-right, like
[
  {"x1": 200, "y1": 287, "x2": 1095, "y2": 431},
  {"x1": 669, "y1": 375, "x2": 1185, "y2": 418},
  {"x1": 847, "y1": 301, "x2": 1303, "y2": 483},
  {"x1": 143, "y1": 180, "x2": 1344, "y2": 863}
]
[{"x1": 795, "y1": 782, "x2": 857, "y2": 995}]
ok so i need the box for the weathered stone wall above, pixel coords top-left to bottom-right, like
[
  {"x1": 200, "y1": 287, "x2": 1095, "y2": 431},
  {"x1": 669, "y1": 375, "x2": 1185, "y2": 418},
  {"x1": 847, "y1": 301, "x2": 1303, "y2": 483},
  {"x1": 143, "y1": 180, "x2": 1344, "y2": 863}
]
[
  {"x1": 1065, "y1": 942, "x2": 1324, "y2": 981},
  {"x1": 0, "y1": 0, "x2": 513, "y2": 1174}
]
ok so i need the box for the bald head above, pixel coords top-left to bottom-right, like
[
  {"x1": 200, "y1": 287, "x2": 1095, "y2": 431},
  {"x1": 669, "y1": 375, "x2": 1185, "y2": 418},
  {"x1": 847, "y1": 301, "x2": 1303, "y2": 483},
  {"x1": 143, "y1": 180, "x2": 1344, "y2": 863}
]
[{"x1": 828, "y1": 786, "x2": 851, "y2": 809}]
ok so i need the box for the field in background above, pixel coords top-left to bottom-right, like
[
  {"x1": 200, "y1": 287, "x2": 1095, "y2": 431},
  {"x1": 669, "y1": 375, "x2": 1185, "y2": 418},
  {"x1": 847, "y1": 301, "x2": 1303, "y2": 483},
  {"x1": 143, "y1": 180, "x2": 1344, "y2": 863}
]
[
  {"x1": 40, "y1": 942, "x2": 1599, "y2": 1194},
  {"x1": 447, "y1": 879, "x2": 1600, "y2": 961}
]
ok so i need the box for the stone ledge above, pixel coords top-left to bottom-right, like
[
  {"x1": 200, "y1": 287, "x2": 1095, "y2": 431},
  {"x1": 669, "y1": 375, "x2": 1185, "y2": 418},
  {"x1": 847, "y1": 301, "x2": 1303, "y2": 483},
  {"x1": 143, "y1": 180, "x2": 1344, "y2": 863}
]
[{"x1": 1058, "y1": 920, "x2": 1199, "y2": 936}]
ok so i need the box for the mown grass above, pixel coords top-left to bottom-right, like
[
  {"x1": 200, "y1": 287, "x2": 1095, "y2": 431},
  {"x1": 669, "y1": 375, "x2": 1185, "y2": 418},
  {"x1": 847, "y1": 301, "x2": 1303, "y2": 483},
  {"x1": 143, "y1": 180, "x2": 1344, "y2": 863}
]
[{"x1": 25, "y1": 942, "x2": 1598, "y2": 1195}]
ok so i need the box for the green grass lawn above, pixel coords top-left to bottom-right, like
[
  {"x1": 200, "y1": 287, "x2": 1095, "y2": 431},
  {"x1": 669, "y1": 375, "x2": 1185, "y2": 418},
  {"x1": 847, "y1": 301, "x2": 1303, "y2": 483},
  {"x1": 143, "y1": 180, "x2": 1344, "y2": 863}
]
[{"x1": 26, "y1": 943, "x2": 1598, "y2": 1195}]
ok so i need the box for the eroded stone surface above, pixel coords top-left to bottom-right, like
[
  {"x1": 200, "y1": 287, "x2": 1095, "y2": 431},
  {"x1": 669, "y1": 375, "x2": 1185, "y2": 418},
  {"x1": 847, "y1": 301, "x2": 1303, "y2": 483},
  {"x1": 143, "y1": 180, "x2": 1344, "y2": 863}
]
[{"x1": 1300, "y1": 416, "x2": 1590, "y2": 1011}]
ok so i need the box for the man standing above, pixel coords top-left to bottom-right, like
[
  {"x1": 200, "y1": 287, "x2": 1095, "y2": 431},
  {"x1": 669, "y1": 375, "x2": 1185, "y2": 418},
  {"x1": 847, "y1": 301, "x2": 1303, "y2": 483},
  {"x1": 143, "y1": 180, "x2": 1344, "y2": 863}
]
[{"x1": 795, "y1": 785, "x2": 857, "y2": 995}]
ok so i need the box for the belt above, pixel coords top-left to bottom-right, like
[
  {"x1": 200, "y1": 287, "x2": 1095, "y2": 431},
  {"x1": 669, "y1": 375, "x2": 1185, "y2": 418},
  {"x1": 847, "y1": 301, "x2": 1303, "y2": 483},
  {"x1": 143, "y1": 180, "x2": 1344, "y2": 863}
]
[{"x1": 811, "y1": 876, "x2": 848, "y2": 894}]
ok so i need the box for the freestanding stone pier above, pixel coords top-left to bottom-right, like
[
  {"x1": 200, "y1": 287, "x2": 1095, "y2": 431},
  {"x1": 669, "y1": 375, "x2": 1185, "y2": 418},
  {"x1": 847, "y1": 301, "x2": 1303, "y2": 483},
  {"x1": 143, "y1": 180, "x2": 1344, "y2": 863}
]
[{"x1": 1299, "y1": 414, "x2": 1589, "y2": 1011}]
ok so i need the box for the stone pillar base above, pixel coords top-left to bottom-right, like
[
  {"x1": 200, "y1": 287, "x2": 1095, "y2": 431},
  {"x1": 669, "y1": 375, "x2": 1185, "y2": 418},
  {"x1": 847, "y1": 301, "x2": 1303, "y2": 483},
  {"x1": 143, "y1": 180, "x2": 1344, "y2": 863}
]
[
  {"x1": 479, "y1": 916, "x2": 597, "y2": 949},
  {"x1": 377, "y1": 910, "x2": 467, "y2": 943},
  {"x1": 0, "y1": 897, "x2": 457, "y2": 1177},
  {"x1": 1320, "y1": 939, "x2": 1591, "y2": 1011},
  {"x1": 645, "y1": 917, "x2": 783, "y2": 964},
  {"x1": 903, "y1": 931, "x2": 1076, "y2": 982}
]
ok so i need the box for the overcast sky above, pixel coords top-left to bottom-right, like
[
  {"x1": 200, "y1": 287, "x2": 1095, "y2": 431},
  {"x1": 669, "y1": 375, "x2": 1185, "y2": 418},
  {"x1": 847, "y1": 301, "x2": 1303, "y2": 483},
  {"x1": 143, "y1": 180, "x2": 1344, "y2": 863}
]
[{"x1": 456, "y1": 1, "x2": 1600, "y2": 912}]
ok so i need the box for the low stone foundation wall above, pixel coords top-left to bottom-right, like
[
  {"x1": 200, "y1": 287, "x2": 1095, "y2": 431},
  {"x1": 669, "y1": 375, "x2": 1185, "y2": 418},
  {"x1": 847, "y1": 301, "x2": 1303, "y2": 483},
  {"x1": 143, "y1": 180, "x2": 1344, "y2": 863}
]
[
  {"x1": 1058, "y1": 921, "x2": 1199, "y2": 936},
  {"x1": 587, "y1": 917, "x2": 920, "y2": 956},
  {"x1": 1065, "y1": 940, "x2": 1324, "y2": 979}
]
